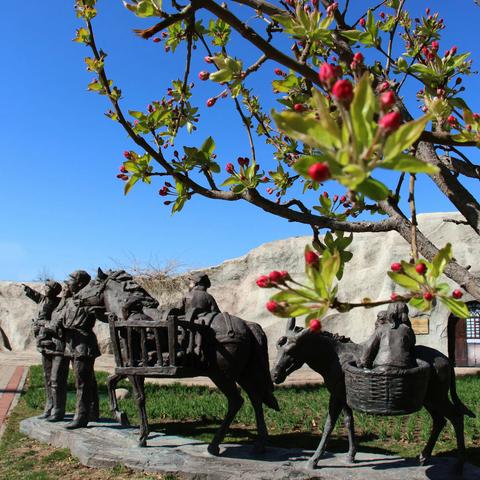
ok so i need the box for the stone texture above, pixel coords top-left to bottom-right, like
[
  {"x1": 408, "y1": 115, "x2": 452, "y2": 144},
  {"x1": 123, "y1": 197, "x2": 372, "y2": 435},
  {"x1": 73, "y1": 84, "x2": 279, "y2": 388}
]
[
  {"x1": 20, "y1": 416, "x2": 480, "y2": 480},
  {"x1": 2, "y1": 212, "x2": 479, "y2": 362}
]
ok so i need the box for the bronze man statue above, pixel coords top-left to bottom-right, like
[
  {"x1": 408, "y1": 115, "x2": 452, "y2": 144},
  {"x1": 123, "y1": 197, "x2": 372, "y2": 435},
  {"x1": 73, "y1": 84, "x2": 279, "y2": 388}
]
[
  {"x1": 23, "y1": 280, "x2": 70, "y2": 421},
  {"x1": 53, "y1": 270, "x2": 102, "y2": 429},
  {"x1": 182, "y1": 273, "x2": 220, "y2": 317}
]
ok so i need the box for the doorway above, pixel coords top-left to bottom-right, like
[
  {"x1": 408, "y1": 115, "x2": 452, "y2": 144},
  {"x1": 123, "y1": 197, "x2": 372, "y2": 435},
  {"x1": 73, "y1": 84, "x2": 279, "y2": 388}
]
[{"x1": 448, "y1": 301, "x2": 480, "y2": 367}]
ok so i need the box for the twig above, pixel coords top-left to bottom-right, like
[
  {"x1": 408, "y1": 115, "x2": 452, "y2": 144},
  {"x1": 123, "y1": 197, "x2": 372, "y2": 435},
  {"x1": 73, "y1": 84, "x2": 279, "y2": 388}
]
[
  {"x1": 385, "y1": 0, "x2": 405, "y2": 75},
  {"x1": 394, "y1": 172, "x2": 406, "y2": 201},
  {"x1": 408, "y1": 173, "x2": 418, "y2": 260}
]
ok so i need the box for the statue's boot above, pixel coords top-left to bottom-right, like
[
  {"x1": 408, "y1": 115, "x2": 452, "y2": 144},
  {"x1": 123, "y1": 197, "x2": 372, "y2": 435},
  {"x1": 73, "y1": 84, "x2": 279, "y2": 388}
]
[
  {"x1": 38, "y1": 409, "x2": 52, "y2": 420},
  {"x1": 65, "y1": 417, "x2": 89, "y2": 429},
  {"x1": 47, "y1": 385, "x2": 66, "y2": 422}
]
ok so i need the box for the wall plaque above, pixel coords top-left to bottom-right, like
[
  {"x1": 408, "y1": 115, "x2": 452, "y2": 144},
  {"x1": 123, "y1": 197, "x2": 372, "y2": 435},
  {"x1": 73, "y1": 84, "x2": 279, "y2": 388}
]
[{"x1": 411, "y1": 316, "x2": 429, "y2": 335}]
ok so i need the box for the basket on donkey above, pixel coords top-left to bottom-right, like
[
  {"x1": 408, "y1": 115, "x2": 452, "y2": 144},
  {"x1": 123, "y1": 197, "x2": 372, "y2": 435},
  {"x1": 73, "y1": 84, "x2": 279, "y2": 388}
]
[{"x1": 344, "y1": 359, "x2": 430, "y2": 416}]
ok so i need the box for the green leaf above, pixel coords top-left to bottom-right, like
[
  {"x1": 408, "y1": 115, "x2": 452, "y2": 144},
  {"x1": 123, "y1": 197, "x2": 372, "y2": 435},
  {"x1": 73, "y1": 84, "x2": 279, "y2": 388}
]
[
  {"x1": 350, "y1": 74, "x2": 376, "y2": 152},
  {"x1": 440, "y1": 297, "x2": 470, "y2": 319},
  {"x1": 366, "y1": 9, "x2": 377, "y2": 38},
  {"x1": 201, "y1": 136, "x2": 215, "y2": 155},
  {"x1": 136, "y1": 1, "x2": 156, "y2": 17},
  {"x1": 124, "y1": 174, "x2": 140, "y2": 195},
  {"x1": 451, "y1": 52, "x2": 471, "y2": 69},
  {"x1": 384, "y1": 115, "x2": 431, "y2": 162},
  {"x1": 409, "y1": 64, "x2": 443, "y2": 81},
  {"x1": 388, "y1": 272, "x2": 421, "y2": 291},
  {"x1": 400, "y1": 261, "x2": 426, "y2": 284},
  {"x1": 409, "y1": 296, "x2": 430, "y2": 312},
  {"x1": 129, "y1": 110, "x2": 145, "y2": 120},
  {"x1": 220, "y1": 177, "x2": 239, "y2": 187},
  {"x1": 172, "y1": 196, "x2": 187, "y2": 214},
  {"x1": 310, "y1": 267, "x2": 327, "y2": 298},
  {"x1": 430, "y1": 243, "x2": 452, "y2": 278},
  {"x1": 209, "y1": 69, "x2": 233, "y2": 83},
  {"x1": 339, "y1": 30, "x2": 364, "y2": 42},
  {"x1": 271, "y1": 291, "x2": 311, "y2": 304},
  {"x1": 381, "y1": 155, "x2": 439, "y2": 174},
  {"x1": 286, "y1": 306, "x2": 313, "y2": 318},
  {"x1": 356, "y1": 177, "x2": 389, "y2": 201},
  {"x1": 87, "y1": 79, "x2": 103, "y2": 92},
  {"x1": 320, "y1": 250, "x2": 340, "y2": 291},
  {"x1": 272, "y1": 111, "x2": 339, "y2": 150}
]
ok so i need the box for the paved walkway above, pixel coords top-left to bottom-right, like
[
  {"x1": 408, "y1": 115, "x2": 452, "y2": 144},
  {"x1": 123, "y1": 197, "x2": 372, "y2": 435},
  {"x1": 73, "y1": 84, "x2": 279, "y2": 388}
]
[{"x1": 0, "y1": 365, "x2": 27, "y2": 436}]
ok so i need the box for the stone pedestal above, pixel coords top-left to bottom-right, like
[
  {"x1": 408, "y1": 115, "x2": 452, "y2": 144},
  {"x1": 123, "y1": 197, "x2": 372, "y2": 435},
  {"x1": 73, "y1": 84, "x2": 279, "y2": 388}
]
[{"x1": 20, "y1": 416, "x2": 479, "y2": 479}]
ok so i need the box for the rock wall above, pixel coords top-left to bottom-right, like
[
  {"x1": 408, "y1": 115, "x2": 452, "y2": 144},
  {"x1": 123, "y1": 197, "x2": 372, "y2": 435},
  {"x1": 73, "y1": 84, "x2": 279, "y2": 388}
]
[{"x1": 1, "y1": 212, "x2": 478, "y2": 361}]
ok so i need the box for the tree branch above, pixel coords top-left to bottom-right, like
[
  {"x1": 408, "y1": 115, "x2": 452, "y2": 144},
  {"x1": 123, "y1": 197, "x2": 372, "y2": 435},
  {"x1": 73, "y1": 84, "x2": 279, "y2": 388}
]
[
  {"x1": 437, "y1": 154, "x2": 480, "y2": 180},
  {"x1": 198, "y1": 0, "x2": 322, "y2": 87},
  {"x1": 416, "y1": 141, "x2": 480, "y2": 236},
  {"x1": 380, "y1": 198, "x2": 480, "y2": 299},
  {"x1": 243, "y1": 188, "x2": 397, "y2": 232},
  {"x1": 419, "y1": 130, "x2": 479, "y2": 147},
  {"x1": 134, "y1": 4, "x2": 197, "y2": 39}
]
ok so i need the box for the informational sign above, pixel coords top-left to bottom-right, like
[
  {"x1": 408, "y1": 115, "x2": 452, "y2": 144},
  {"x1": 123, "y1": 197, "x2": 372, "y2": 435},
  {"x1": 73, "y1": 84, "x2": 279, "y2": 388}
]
[{"x1": 411, "y1": 316, "x2": 429, "y2": 335}]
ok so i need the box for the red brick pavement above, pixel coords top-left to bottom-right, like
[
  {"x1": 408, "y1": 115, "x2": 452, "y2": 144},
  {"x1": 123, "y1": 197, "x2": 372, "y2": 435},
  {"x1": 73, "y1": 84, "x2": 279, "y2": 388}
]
[{"x1": 0, "y1": 366, "x2": 25, "y2": 428}]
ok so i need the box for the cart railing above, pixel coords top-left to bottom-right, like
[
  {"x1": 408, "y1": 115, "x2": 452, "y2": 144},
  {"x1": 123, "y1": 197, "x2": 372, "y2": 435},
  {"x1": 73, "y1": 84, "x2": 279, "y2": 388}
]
[{"x1": 108, "y1": 314, "x2": 210, "y2": 377}]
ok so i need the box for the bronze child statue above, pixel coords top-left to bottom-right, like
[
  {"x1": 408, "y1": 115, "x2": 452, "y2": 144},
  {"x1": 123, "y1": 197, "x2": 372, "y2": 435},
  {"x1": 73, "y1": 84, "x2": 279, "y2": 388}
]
[
  {"x1": 23, "y1": 280, "x2": 70, "y2": 421},
  {"x1": 358, "y1": 302, "x2": 416, "y2": 371},
  {"x1": 52, "y1": 270, "x2": 102, "y2": 429}
]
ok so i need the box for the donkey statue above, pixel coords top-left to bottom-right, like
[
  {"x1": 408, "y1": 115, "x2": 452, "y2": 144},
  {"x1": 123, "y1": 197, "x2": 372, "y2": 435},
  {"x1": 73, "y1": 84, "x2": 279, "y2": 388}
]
[{"x1": 271, "y1": 316, "x2": 475, "y2": 473}]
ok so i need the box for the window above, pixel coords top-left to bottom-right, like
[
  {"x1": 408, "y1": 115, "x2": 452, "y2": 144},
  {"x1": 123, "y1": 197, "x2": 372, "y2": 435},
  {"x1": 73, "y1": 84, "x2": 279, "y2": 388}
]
[{"x1": 466, "y1": 302, "x2": 480, "y2": 343}]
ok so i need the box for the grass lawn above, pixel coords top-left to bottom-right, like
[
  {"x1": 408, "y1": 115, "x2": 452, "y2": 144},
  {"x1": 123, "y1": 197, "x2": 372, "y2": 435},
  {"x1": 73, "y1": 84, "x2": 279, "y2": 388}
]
[{"x1": 1, "y1": 366, "x2": 479, "y2": 479}]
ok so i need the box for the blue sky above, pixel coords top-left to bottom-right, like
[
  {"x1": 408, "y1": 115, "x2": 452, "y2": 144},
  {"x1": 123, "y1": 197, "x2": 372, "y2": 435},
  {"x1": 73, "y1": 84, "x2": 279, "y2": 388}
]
[{"x1": 1, "y1": 1, "x2": 479, "y2": 281}]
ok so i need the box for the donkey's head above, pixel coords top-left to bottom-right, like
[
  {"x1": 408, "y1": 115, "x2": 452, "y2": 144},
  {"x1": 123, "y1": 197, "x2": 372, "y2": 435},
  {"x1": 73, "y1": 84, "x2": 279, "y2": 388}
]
[{"x1": 271, "y1": 318, "x2": 311, "y2": 385}]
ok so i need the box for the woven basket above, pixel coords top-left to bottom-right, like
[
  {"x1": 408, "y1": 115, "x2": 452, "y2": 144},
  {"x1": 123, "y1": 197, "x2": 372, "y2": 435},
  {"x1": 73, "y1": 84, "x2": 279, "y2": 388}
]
[{"x1": 344, "y1": 359, "x2": 430, "y2": 416}]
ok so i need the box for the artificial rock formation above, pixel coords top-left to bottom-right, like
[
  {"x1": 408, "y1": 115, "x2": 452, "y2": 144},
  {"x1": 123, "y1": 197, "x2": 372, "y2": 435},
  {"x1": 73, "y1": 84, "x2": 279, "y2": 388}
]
[{"x1": 1, "y1": 212, "x2": 478, "y2": 359}]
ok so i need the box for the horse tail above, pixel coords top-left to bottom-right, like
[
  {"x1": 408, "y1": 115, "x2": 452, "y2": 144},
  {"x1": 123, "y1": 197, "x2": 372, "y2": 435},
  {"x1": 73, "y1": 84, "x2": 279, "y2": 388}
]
[
  {"x1": 245, "y1": 322, "x2": 280, "y2": 411},
  {"x1": 450, "y1": 364, "x2": 475, "y2": 418}
]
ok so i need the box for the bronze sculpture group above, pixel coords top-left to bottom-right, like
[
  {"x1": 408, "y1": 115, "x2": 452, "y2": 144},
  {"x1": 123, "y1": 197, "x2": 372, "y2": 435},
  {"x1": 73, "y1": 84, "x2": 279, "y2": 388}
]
[
  {"x1": 24, "y1": 270, "x2": 103, "y2": 429},
  {"x1": 25, "y1": 272, "x2": 475, "y2": 473}
]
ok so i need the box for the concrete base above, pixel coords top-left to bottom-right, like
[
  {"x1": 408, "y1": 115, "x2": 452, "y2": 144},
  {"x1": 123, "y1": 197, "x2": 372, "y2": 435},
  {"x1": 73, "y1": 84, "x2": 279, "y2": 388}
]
[{"x1": 20, "y1": 416, "x2": 479, "y2": 479}]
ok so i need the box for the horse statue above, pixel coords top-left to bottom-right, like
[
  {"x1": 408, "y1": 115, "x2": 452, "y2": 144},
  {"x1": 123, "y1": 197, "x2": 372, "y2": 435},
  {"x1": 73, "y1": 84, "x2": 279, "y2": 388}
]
[
  {"x1": 77, "y1": 268, "x2": 279, "y2": 455},
  {"x1": 271, "y1": 316, "x2": 475, "y2": 473}
]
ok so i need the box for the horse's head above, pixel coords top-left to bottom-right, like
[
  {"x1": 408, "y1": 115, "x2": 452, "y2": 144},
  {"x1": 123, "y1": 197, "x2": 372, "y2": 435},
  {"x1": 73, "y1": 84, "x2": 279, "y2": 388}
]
[
  {"x1": 73, "y1": 268, "x2": 109, "y2": 307},
  {"x1": 271, "y1": 317, "x2": 311, "y2": 385}
]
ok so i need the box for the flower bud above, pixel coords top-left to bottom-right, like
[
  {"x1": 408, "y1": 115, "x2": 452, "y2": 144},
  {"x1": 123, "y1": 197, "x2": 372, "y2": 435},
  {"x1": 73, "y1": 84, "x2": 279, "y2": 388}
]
[
  {"x1": 309, "y1": 319, "x2": 322, "y2": 332},
  {"x1": 332, "y1": 79, "x2": 353, "y2": 105},
  {"x1": 256, "y1": 275, "x2": 272, "y2": 288},
  {"x1": 353, "y1": 52, "x2": 364, "y2": 63},
  {"x1": 307, "y1": 163, "x2": 331, "y2": 183},
  {"x1": 266, "y1": 300, "x2": 281, "y2": 313},
  {"x1": 379, "y1": 111, "x2": 402, "y2": 133},
  {"x1": 380, "y1": 90, "x2": 396, "y2": 110},
  {"x1": 318, "y1": 63, "x2": 339, "y2": 87},
  {"x1": 305, "y1": 250, "x2": 319, "y2": 266}
]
